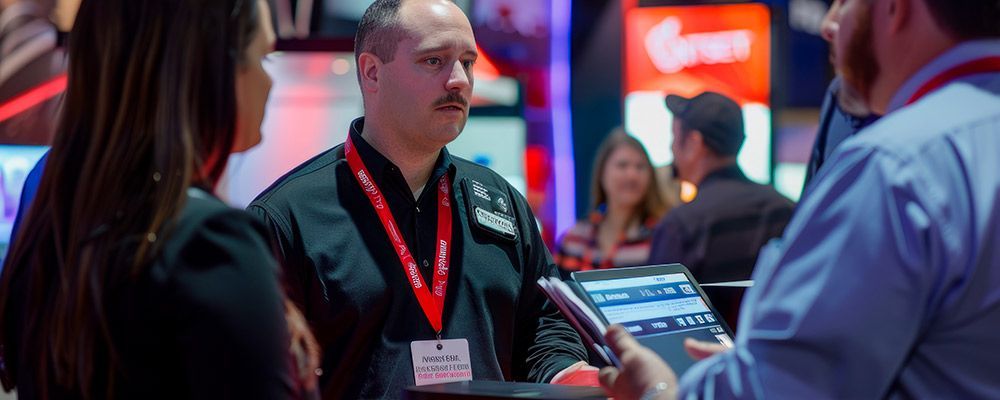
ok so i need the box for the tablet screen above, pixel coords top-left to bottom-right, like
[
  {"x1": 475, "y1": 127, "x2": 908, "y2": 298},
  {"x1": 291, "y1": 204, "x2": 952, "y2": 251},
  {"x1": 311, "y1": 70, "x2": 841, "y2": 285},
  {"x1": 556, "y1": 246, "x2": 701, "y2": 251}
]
[{"x1": 579, "y1": 272, "x2": 733, "y2": 347}]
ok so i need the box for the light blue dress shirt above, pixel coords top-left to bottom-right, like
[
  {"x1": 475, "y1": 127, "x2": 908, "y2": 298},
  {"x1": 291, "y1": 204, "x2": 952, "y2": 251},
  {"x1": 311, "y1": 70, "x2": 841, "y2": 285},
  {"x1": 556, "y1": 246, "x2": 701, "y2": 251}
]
[{"x1": 679, "y1": 39, "x2": 1000, "y2": 399}]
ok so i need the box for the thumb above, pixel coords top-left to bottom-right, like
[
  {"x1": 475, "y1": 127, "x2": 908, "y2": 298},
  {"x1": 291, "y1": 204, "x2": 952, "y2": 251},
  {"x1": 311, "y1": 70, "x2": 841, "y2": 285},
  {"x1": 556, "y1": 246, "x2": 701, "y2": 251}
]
[
  {"x1": 684, "y1": 337, "x2": 726, "y2": 361},
  {"x1": 598, "y1": 366, "x2": 620, "y2": 391},
  {"x1": 604, "y1": 324, "x2": 641, "y2": 356}
]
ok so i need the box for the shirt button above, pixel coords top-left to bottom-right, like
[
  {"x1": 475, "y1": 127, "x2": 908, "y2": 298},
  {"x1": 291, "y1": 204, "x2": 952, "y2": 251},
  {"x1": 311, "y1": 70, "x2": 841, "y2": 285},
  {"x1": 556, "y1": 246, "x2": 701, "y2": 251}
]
[
  {"x1": 423, "y1": 260, "x2": 430, "y2": 267},
  {"x1": 416, "y1": 206, "x2": 421, "y2": 213}
]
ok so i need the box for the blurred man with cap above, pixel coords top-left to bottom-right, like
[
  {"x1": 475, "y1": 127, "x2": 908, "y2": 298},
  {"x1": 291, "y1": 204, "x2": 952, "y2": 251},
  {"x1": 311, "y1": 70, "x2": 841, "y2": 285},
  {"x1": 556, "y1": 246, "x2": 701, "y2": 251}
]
[{"x1": 647, "y1": 91, "x2": 793, "y2": 330}]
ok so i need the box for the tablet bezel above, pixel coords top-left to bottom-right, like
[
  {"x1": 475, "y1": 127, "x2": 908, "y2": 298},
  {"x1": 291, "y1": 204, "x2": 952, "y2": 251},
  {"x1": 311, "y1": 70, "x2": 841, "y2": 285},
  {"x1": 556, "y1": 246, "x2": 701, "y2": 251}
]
[{"x1": 570, "y1": 263, "x2": 736, "y2": 339}]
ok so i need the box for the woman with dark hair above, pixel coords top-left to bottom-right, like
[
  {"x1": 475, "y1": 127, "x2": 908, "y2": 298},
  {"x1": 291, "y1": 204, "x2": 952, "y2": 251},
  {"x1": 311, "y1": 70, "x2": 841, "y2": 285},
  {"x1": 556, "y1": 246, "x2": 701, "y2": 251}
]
[
  {"x1": 0, "y1": 0, "x2": 317, "y2": 398},
  {"x1": 555, "y1": 129, "x2": 670, "y2": 275}
]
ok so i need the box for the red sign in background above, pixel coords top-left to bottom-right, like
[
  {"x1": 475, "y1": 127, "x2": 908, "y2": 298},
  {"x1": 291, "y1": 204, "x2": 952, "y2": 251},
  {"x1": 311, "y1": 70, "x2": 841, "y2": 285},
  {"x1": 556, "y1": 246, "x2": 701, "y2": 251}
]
[{"x1": 625, "y1": 3, "x2": 771, "y2": 106}]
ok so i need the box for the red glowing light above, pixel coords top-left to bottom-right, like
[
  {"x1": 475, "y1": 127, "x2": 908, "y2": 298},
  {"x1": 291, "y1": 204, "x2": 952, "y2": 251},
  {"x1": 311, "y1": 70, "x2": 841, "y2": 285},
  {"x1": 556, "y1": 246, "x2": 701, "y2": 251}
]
[{"x1": 0, "y1": 74, "x2": 67, "y2": 123}]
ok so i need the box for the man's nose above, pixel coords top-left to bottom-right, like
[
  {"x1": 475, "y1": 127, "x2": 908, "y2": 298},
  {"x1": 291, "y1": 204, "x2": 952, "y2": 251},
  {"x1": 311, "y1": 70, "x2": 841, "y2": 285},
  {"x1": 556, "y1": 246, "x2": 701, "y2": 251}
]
[
  {"x1": 445, "y1": 61, "x2": 472, "y2": 93},
  {"x1": 820, "y1": 4, "x2": 839, "y2": 43}
]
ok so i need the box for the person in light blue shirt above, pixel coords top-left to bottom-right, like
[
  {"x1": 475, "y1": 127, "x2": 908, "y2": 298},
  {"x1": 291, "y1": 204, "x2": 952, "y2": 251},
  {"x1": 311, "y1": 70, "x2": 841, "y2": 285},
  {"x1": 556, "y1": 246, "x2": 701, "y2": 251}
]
[{"x1": 596, "y1": 0, "x2": 1000, "y2": 398}]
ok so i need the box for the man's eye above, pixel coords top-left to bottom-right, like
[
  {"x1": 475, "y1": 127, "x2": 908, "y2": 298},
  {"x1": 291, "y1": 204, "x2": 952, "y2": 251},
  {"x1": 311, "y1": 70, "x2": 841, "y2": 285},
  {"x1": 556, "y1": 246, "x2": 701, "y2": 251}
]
[
  {"x1": 463, "y1": 60, "x2": 475, "y2": 69},
  {"x1": 426, "y1": 58, "x2": 442, "y2": 66}
]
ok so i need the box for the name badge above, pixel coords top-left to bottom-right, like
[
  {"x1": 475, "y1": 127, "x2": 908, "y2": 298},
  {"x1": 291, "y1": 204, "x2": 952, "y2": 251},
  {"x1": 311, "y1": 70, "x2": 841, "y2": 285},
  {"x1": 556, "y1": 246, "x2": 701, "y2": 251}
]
[
  {"x1": 410, "y1": 338, "x2": 473, "y2": 386},
  {"x1": 461, "y1": 178, "x2": 518, "y2": 241}
]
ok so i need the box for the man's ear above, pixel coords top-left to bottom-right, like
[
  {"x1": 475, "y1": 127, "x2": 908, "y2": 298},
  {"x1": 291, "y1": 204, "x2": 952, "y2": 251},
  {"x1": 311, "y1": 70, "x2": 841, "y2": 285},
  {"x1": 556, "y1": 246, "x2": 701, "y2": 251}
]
[
  {"x1": 689, "y1": 130, "x2": 708, "y2": 155},
  {"x1": 358, "y1": 52, "x2": 383, "y2": 94},
  {"x1": 885, "y1": 0, "x2": 910, "y2": 34}
]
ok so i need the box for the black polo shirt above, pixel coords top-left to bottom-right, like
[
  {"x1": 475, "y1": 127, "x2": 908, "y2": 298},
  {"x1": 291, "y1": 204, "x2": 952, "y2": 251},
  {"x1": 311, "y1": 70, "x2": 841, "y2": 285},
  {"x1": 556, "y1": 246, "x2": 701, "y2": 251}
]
[
  {"x1": 247, "y1": 118, "x2": 586, "y2": 399},
  {"x1": 647, "y1": 165, "x2": 794, "y2": 330}
]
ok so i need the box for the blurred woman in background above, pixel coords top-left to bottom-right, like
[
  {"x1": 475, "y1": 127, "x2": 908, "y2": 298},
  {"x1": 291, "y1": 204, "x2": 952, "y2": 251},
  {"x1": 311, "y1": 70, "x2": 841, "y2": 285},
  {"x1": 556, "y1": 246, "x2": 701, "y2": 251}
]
[
  {"x1": 0, "y1": 0, "x2": 317, "y2": 398},
  {"x1": 556, "y1": 129, "x2": 670, "y2": 275}
]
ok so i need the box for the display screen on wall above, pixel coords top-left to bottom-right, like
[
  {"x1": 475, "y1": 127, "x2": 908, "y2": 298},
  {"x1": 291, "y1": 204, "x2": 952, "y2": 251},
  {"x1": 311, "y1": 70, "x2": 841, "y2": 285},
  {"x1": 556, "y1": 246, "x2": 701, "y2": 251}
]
[{"x1": 623, "y1": 3, "x2": 772, "y2": 184}]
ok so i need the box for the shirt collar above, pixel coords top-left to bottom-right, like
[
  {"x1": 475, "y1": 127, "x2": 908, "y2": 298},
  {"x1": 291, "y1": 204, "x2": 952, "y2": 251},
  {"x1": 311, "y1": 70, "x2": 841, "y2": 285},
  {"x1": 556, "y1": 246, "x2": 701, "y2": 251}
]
[
  {"x1": 700, "y1": 163, "x2": 747, "y2": 187},
  {"x1": 887, "y1": 39, "x2": 1000, "y2": 113},
  {"x1": 347, "y1": 117, "x2": 456, "y2": 188},
  {"x1": 830, "y1": 79, "x2": 880, "y2": 130}
]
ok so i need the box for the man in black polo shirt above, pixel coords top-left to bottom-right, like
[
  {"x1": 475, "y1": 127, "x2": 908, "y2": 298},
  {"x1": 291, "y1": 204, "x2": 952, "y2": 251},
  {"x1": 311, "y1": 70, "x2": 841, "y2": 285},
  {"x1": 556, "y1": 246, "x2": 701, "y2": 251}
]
[
  {"x1": 647, "y1": 92, "x2": 794, "y2": 330},
  {"x1": 247, "y1": 0, "x2": 588, "y2": 398}
]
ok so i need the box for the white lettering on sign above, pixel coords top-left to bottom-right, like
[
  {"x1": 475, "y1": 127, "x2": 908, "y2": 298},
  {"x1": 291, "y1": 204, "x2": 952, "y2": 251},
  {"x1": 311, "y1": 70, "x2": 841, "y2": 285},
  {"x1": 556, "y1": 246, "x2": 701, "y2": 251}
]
[{"x1": 645, "y1": 17, "x2": 754, "y2": 74}]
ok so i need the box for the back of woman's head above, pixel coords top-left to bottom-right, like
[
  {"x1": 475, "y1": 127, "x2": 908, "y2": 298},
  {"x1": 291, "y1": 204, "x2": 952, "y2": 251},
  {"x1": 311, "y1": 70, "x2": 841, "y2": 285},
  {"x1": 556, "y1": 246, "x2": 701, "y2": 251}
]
[
  {"x1": 0, "y1": 0, "x2": 260, "y2": 397},
  {"x1": 590, "y1": 129, "x2": 668, "y2": 223}
]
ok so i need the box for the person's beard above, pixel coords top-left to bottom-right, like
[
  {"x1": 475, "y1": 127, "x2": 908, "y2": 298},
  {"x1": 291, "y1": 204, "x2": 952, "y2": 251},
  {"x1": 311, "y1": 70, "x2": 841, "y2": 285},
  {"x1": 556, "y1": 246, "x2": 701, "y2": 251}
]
[
  {"x1": 836, "y1": 77, "x2": 873, "y2": 117},
  {"x1": 837, "y1": 2, "x2": 879, "y2": 117}
]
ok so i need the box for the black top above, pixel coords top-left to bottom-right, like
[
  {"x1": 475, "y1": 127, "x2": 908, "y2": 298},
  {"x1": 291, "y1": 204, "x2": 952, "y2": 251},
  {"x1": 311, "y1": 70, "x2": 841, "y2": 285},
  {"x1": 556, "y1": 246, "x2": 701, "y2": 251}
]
[
  {"x1": 247, "y1": 118, "x2": 587, "y2": 399},
  {"x1": 647, "y1": 165, "x2": 794, "y2": 330},
  {"x1": 2, "y1": 189, "x2": 295, "y2": 399}
]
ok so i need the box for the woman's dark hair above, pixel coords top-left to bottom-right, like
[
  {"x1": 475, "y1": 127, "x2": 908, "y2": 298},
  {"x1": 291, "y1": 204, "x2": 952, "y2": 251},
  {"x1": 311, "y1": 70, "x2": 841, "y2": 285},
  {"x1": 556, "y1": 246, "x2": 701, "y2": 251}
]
[
  {"x1": 589, "y1": 129, "x2": 668, "y2": 225},
  {"x1": 0, "y1": 0, "x2": 260, "y2": 397}
]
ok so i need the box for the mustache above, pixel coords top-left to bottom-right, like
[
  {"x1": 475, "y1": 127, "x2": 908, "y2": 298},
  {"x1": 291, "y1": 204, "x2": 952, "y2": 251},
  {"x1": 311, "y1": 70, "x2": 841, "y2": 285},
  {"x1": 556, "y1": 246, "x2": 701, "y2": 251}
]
[{"x1": 432, "y1": 92, "x2": 469, "y2": 109}]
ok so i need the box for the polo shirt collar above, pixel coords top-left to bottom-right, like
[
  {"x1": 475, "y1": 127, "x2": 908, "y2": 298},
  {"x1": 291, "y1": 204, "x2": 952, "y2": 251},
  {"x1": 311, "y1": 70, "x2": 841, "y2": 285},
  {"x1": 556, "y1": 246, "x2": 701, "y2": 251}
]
[{"x1": 347, "y1": 117, "x2": 456, "y2": 191}]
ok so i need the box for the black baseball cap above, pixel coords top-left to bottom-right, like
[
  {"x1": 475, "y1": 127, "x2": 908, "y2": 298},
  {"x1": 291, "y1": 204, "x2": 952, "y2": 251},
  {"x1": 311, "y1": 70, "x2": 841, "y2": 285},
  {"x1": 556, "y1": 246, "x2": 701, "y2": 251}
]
[{"x1": 665, "y1": 91, "x2": 745, "y2": 156}]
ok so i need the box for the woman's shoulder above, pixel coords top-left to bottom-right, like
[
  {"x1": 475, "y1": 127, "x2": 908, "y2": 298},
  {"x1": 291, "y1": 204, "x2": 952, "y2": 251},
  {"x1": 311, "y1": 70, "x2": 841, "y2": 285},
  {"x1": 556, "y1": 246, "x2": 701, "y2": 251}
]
[
  {"x1": 134, "y1": 190, "x2": 290, "y2": 399},
  {"x1": 178, "y1": 188, "x2": 257, "y2": 225},
  {"x1": 154, "y1": 188, "x2": 275, "y2": 280}
]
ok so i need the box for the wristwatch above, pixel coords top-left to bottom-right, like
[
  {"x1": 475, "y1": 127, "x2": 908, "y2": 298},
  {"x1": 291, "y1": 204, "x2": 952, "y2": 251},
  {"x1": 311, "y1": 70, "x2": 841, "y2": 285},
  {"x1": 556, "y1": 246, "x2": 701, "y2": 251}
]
[{"x1": 640, "y1": 382, "x2": 671, "y2": 400}]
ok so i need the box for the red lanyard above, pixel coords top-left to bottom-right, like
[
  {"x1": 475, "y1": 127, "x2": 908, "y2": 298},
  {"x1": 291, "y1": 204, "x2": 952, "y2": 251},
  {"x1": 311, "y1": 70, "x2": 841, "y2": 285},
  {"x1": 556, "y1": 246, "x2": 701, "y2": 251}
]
[
  {"x1": 344, "y1": 134, "x2": 453, "y2": 335},
  {"x1": 905, "y1": 57, "x2": 1000, "y2": 105}
]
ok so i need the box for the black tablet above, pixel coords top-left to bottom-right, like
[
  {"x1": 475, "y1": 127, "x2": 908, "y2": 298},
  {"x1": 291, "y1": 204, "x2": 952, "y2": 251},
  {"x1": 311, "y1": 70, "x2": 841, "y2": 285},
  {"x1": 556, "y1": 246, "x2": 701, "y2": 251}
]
[{"x1": 571, "y1": 264, "x2": 735, "y2": 375}]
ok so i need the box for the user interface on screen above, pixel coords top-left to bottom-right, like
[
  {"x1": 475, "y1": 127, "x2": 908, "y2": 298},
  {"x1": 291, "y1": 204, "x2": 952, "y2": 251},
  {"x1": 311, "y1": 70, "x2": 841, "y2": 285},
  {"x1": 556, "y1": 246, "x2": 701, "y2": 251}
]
[{"x1": 579, "y1": 273, "x2": 733, "y2": 352}]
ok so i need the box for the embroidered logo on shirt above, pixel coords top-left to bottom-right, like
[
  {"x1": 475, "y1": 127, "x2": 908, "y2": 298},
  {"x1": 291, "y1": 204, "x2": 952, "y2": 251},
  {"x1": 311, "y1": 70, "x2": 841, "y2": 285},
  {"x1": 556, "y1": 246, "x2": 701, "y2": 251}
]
[{"x1": 495, "y1": 196, "x2": 509, "y2": 213}]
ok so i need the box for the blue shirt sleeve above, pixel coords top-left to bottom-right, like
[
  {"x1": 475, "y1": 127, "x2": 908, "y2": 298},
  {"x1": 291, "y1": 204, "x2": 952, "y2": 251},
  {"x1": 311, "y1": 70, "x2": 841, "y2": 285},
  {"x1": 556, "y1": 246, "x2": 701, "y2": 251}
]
[
  {"x1": 9, "y1": 151, "x2": 48, "y2": 248},
  {"x1": 679, "y1": 143, "x2": 948, "y2": 399}
]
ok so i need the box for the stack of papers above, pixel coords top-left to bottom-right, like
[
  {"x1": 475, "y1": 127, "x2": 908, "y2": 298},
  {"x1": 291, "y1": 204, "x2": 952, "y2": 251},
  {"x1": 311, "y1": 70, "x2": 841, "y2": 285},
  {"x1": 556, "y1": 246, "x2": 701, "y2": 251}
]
[{"x1": 536, "y1": 277, "x2": 621, "y2": 368}]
